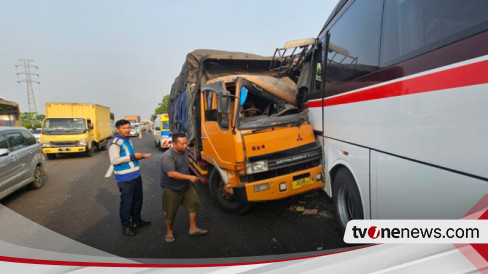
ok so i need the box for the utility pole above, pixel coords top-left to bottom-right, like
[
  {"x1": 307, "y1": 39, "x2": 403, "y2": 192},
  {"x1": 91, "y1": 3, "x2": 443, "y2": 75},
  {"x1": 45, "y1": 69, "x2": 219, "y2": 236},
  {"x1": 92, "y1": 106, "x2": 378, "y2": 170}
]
[{"x1": 16, "y1": 59, "x2": 40, "y2": 113}]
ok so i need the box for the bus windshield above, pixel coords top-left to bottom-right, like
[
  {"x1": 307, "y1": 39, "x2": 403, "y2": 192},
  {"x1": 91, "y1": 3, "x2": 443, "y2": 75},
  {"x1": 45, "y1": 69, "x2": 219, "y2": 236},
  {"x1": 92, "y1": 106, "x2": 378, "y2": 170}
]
[{"x1": 0, "y1": 99, "x2": 21, "y2": 127}]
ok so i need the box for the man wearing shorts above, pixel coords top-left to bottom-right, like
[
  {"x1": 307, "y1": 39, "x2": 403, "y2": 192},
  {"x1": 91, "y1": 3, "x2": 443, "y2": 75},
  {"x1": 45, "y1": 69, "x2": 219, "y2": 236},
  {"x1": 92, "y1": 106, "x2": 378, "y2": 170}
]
[{"x1": 160, "y1": 133, "x2": 208, "y2": 242}]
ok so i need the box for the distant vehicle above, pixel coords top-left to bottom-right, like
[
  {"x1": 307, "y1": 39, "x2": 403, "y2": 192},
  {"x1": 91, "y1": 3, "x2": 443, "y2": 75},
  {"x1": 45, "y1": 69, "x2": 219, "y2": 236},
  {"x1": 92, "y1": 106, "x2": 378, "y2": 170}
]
[
  {"x1": 124, "y1": 115, "x2": 140, "y2": 124},
  {"x1": 153, "y1": 114, "x2": 162, "y2": 147},
  {"x1": 41, "y1": 103, "x2": 112, "y2": 160},
  {"x1": 110, "y1": 112, "x2": 115, "y2": 135},
  {"x1": 129, "y1": 123, "x2": 139, "y2": 137},
  {"x1": 153, "y1": 114, "x2": 171, "y2": 149},
  {"x1": 30, "y1": 129, "x2": 41, "y2": 142},
  {"x1": 0, "y1": 98, "x2": 21, "y2": 127},
  {"x1": 160, "y1": 114, "x2": 171, "y2": 149},
  {"x1": 0, "y1": 127, "x2": 46, "y2": 200}
]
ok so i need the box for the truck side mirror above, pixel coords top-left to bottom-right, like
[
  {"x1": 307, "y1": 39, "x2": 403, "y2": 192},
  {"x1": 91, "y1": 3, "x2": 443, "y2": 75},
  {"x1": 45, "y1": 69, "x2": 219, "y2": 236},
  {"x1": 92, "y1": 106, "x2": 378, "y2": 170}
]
[
  {"x1": 218, "y1": 95, "x2": 231, "y2": 114},
  {"x1": 89, "y1": 124, "x2": 94, "y2": 130}
]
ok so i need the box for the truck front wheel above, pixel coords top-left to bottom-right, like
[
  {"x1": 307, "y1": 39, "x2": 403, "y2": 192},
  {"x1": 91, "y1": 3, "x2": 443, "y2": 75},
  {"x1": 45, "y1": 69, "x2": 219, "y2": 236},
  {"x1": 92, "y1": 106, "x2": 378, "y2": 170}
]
[
  {"x1": 85, "y1": 144, "x2": 95, "y2": 157},
  {"x1": 209, "y1": 169, "x2": 251, "y2": 214}
]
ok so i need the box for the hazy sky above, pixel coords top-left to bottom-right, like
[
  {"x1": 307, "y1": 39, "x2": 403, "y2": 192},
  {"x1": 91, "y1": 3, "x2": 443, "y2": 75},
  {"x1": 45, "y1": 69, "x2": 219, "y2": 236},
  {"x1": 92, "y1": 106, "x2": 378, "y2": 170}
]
[{"x1": 0, "y1": 0, "x2": 338, "y2": 120}]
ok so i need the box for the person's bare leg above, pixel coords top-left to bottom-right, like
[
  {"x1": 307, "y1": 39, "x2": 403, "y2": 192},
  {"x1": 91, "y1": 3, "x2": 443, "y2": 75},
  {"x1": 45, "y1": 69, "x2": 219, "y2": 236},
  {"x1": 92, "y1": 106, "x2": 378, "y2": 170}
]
[
  {"x1": 165, "y1": 220, "x2": 173, "y2": 236},
  {"x1": 165, "y1": 220, "x2": 175, "y2": 242},
  {"x1": 188, "y1": 211, "x2": 207, "y2": 235}
]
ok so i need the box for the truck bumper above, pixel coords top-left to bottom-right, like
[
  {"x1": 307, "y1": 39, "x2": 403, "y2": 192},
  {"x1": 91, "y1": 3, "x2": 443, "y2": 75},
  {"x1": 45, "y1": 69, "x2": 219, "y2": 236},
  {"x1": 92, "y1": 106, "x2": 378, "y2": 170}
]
[
  {"x1": 234, "y1": 165, "x2": 324, "y2": 202},
  {"x1": 43, "y1": 146, "x2": 87, "y2": 154}
]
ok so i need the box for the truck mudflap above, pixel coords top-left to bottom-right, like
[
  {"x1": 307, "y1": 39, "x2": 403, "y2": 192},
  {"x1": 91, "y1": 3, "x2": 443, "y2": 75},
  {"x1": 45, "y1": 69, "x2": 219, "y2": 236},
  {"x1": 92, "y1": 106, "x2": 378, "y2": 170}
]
[
  {"x1": 235, "y1": 165, "x2": 324, "y2": 202},
  {"x1": 232, "y1": 185, "x2": 248, "y2": 202}
]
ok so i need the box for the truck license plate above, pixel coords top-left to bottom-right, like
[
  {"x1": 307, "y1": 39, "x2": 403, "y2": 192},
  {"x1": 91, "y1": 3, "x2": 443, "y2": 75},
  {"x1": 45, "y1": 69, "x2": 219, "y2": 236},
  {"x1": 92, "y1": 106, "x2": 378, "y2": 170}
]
[{"x1": 291, "y1": 177, "x2": 314, "y2": 190}]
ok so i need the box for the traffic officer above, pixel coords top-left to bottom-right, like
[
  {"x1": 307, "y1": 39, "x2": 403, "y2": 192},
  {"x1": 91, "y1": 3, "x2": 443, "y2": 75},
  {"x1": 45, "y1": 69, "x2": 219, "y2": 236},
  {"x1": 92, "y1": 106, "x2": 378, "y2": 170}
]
[{"x1": 109, "y1": 119, "x2": 151, "y2": 236}]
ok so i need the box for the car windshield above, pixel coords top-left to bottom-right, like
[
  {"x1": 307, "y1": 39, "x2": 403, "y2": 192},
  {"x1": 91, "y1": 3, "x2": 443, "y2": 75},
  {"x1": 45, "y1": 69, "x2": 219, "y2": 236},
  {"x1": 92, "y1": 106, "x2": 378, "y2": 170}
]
[{"x1": 42, "y1": 118, "x2": 86, "y2": 135}]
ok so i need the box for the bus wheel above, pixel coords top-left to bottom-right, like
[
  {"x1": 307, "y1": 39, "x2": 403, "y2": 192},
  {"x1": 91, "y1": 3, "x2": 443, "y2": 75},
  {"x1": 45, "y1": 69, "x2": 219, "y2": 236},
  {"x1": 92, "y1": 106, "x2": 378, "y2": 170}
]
[
  {"x1": 333, "y1": 168, "x2": 363, "y2": 231},
  {"x1": 46, "y1": 154, "x2": 56, "y2": 160},
  {"x1": 209, "y1": 169, "x2": 251, "y2": 214}
]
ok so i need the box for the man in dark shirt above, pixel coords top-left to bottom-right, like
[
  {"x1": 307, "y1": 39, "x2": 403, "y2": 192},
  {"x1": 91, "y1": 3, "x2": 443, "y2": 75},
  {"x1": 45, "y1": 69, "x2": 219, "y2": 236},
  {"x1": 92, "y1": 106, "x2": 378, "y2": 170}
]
[{"x1": 160, "y1": 133, "x2": 208, "y2": 242}]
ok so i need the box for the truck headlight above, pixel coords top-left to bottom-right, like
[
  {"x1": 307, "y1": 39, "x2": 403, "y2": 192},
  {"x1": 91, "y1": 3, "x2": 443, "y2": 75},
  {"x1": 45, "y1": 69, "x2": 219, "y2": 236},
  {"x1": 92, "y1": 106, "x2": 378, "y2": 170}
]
[
  {"x1": 246, "y1": 160, "x2": 268, "y2": 174},
  {"x1": 79, "y1": 138, "x2": 88, "y2": 146},
  {"x1": 41, "y1": 141, "x2": 52, "y2": 148}
]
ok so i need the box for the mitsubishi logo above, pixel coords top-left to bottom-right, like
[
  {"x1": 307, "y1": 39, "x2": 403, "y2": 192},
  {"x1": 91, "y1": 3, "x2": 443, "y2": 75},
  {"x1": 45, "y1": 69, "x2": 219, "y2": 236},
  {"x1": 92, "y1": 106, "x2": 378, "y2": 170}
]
[{"x1": 297, "y1": 134, "x2": 303, "y2": 141}]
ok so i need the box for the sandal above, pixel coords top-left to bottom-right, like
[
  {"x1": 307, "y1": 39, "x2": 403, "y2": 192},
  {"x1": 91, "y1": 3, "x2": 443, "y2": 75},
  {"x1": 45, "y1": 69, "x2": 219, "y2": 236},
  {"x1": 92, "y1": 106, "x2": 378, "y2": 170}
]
[
  {"x1": 188, "y1": 229, "x2": 208, "y2": 236},
  {"x1": 164, "y1": 235, "x2": 175, "y2": 243}
]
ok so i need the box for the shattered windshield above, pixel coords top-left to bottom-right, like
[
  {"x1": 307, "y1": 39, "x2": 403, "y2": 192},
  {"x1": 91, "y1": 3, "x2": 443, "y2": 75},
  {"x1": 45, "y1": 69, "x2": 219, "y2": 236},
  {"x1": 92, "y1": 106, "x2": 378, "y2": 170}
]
[
  {"x1": 42, "y1": 118, "x2": 87, "y2": 135},
  {"x1": 238, "y1": 110, "x2": 308, "y2": 131},
  {"x1": 237, "y1": 80, "x2": 305, "y2": 131}
]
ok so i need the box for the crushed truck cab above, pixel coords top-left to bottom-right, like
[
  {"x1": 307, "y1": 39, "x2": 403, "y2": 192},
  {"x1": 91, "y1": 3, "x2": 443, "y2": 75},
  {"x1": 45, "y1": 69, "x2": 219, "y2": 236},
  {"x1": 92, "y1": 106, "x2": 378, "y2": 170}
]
[
  {"x1": 169, "y1": 50, "x2": 324, "y2": 213},
  {"x1": 200, "y1": 75, "x2": 324, "y2": 204}
]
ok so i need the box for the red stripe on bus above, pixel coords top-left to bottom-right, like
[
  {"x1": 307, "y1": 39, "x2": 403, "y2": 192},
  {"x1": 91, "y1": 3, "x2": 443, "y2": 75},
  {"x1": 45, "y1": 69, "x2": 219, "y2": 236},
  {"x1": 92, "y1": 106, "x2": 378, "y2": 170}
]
[{"x1": 307, "y1": 59, "x2": 488, "y2": 108}]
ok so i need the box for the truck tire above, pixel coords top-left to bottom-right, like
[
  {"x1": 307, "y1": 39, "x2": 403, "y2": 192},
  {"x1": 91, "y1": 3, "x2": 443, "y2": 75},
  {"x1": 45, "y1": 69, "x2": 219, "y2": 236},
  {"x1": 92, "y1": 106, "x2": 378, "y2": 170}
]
[
  {"x1": 46, "y1": 154, "x2": 56, "y2": 160},
  {"x1": 209, "y1": 169, "x2": 251, "y2": 214},
  {"x1": 98, "y1": 140, "x2": 107, "y2": 151},
  {"x1": 85, "y1": 144, "x2": 95, "y2": 157},
  {"x1": 333, "y1": 168, "x2": 363, "y2": 231}
]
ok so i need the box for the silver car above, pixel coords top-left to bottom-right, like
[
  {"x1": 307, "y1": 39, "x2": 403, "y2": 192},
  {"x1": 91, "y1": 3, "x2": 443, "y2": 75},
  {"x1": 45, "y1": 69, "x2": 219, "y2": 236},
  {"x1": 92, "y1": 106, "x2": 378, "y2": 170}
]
[
  {"x1": 129, "y1": 124, "x2": 140, "y2": 137},
  {"x1": 0, "y1": 127, "x2": 46, "y2": 200},
  {"x1": 30, "y1": 128, "x2": 41, "y2": 142}
]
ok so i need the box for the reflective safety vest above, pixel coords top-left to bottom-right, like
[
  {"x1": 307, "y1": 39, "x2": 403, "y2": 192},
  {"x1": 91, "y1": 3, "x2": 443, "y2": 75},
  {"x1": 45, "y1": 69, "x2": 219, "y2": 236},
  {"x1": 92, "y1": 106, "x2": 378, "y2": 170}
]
[{"x1": 110, "y1": 136, "x2": 140, "y2": 182}]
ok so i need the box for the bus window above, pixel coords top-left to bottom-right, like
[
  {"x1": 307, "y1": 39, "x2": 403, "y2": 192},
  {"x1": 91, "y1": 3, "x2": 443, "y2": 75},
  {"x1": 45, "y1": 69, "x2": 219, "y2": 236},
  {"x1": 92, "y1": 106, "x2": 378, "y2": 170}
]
[
  {"x1": 381, "y1": 0, "x2": 488, "y2": 67},
  {"x1": 324, "y1": 0, "x2": 383, "y2": 98}
]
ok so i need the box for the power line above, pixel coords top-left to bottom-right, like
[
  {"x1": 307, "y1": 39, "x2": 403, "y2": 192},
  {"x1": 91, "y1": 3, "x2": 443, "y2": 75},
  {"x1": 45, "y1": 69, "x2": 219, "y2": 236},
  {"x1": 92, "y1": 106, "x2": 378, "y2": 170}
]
[{"x1": 16, "y1": 59, "x2": 40, "y2": 112}]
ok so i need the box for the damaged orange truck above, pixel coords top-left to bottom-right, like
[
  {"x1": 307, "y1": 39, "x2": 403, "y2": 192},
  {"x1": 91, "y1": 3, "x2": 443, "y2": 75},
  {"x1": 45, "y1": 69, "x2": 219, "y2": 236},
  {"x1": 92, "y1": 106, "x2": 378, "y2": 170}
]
[{"x1": 169, "y1": 50, "x2": 324, "y2": 213}]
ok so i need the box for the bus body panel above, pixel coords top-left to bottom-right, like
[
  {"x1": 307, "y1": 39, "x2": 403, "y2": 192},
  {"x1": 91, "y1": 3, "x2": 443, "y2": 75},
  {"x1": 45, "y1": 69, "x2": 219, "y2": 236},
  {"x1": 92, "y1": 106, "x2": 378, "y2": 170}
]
[
  {"x1": 372, "y1": 150, "x2": 487, "y2": 219},
  {"x1": 316, "y1": 59, "x2": 488, "y2": 179}
]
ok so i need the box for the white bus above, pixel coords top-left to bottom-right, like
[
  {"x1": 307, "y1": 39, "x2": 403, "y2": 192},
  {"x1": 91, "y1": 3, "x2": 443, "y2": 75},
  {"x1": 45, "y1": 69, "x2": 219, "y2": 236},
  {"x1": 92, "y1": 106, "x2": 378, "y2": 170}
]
[{"x1": 295, "y1": 0, "x2": 487, "y2": 229}]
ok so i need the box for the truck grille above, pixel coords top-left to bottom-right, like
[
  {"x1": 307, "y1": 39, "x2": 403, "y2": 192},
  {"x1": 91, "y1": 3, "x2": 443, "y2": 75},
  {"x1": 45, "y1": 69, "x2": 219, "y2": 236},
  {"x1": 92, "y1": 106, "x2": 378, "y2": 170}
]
[
  {"x1": 242, "y1": 142, "x2": 322, "y2": 183},
  {"x1": 52, "y1": 141, "x2": 78, "y2": 147}
]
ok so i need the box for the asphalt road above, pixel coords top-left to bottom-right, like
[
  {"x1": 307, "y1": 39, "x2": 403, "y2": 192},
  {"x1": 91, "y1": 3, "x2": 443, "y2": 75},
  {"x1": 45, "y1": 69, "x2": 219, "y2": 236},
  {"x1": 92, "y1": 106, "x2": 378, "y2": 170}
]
[{"x1": 1, "y1": 133, "x2": 351, "y2": 261}]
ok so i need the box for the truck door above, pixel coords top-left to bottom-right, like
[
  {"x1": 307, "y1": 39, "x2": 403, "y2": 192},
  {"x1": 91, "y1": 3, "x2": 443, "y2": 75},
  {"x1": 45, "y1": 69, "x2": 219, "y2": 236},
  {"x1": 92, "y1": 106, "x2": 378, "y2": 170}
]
[{"x1": 201, "y1": 88, "x2": 237, "y2": 169}]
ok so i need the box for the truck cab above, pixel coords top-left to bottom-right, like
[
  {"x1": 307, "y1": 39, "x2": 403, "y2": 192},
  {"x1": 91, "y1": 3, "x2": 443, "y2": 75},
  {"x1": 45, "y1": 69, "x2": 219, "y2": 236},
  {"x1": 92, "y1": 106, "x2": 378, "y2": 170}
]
[
  {"x1": 196, "y1": 75, "x2": 324, "y2": 213},
  {"x1": 41, "y1": 117, "x2": 95, "y2": 159}
]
